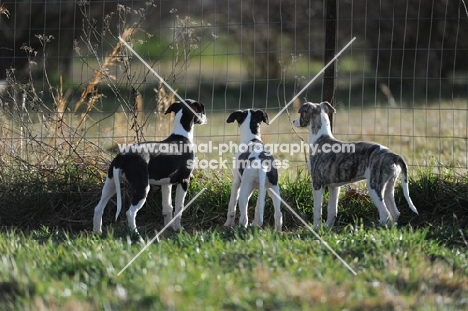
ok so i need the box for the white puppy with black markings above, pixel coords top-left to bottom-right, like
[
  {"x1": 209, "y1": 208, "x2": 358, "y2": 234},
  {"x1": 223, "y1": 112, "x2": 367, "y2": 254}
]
[
  {"x1": 93, "y1": 99, "x2": 206, "y2": 234},
  {"x1": 224, "y1": 109, "x2": 283, "y2": 231},
  {"x1": 294, "y1": 101, "x2": 418, "y2": 229}
]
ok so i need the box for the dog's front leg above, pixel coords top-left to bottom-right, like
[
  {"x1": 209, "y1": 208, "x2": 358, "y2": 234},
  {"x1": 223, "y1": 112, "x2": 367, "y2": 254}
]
[
  {"x1": 161, "y1": 184, "x2": 174, "y2": 227},
  {"x1": 326, "y1": 186, "x2": 340, "y2": 227},
  {"x1": 313, "y1": 187, "x2": 324, "y2": 229},
  {"x1": 172, "y1": 183, "x2": 187, "y2": 231},
  {"x1": 224, "y1": 173, "x2": 241, "y2": 227}
]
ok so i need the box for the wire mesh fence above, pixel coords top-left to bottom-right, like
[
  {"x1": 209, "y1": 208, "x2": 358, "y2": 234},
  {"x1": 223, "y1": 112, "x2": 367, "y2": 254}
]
[{"x1": 0, "y1": 0, "x2": 467, "y2": 227}]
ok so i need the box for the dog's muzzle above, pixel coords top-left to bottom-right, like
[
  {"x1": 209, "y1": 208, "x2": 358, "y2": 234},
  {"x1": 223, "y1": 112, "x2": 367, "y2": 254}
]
[
  {"x1": 293, "y1": 117, "x2": 302, "y2": 128},
  {"x1": 196, "y1": 114, "x2": 208, "y2": 125}
]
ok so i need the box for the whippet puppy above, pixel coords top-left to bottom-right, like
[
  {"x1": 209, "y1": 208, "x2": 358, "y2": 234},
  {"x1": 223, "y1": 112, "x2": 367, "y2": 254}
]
[
  {"x1": 293, "y1": 101, "x2": 418, "y2": 229},
  {"x1": 224, "y1": 109, "x2": 283, "y2": 231},
  {"x1": 93, "y1": 99, "x2": 206, "y2": 234}
]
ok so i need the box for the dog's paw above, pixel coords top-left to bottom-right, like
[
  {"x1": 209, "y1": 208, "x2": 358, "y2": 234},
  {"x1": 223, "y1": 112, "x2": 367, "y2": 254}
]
[
  {"x1": 274, "y1": 213, "x2": 283, "y2": 232},
  {"x1": 223, "y1": 220, "x2": 235, "y2": 227},
  {"x1": 165, "y1": 221, "x2": 183, "y2": 232},
  {"x1": 238, "y1": 217, "x2": 249, "y2": 229},
  {"x1": 163, "y1": 215, "x2": 173, "y2": 227},
  {"x1": 274, "y1": 222, "x2": 283, "y2": 232},
  {"x1": 171, "y1": 224, "x2": 184, "y2": 232},
  {"x1": 126, "y1": 228, "x2": 145, "y2": 243},
  {"x1": 250, "y1": 220, "x2": 263, "y2": 228}
]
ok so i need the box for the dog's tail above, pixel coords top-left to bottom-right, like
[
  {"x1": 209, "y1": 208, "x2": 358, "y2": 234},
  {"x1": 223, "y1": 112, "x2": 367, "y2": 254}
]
[
  {"x1": 398, "y1": 157, "x2": 419, "y2": 215},
  {"x1": 113, "y1": 166, "x2": 123, "y2": 221}
]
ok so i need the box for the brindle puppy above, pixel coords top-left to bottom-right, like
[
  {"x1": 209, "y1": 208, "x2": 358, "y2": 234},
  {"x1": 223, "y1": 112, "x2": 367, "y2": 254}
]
[{"x1": 294, "y1": 101, "x2": 418, "y2": 228}]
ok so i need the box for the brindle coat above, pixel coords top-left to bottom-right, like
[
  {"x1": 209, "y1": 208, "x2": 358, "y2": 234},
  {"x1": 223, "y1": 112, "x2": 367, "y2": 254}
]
[{"x1": 294, "y1": 101, "x2": 418, "y2": 228}]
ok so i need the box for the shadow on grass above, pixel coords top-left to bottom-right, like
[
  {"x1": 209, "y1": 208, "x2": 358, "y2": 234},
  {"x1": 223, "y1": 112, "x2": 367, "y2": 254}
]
[{"x1": 0, "y1": 166, "x2": 467, "y2": 247}]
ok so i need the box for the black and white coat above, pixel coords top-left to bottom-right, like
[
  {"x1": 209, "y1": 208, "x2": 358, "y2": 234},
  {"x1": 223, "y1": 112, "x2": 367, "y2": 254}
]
[
  {"x1": 93, "y1": 99, "x2": 206, "y2": 234},
  {"x1": 224, "y1": 109, "x2": 283, "y2": 231}
]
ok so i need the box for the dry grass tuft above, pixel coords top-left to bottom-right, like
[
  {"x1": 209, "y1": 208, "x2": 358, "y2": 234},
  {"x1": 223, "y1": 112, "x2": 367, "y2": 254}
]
[
  {"x1": 74, "y1": 27, "x2": 135, "y2": 127},
  {"x1": 154, "y1": 82, "x2": 175, "y2": 138},
  {"x1": 0, "y1": 4, "x2": 9, "y2": 18}
]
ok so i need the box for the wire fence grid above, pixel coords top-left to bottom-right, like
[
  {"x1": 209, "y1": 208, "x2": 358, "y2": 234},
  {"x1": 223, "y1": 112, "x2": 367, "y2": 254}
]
[{"x1": 0, "y1": 0, "x2": 467, "y2": 185}]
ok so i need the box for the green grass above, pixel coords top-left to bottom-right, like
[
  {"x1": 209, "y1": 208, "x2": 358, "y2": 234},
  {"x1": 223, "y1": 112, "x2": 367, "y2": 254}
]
[
  {"x1": 0, "y1": 165, "x2": 468, "y2": 309},
  {"x1": 0, "y1": 225, "x2": 467, "y2": 310}
]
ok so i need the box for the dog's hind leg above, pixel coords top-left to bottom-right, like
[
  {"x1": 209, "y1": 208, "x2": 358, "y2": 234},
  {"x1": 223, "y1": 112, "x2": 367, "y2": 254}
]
[
  {"x1": 313, "y1": 187, "x2": 325, "y2": 229},
  {"x1": 251, "y1": 198, "x2": 264, "y2": 228},
  {"x1": 384, "y1": 176, "x2": 400, "y2": 224},
  {"x1": 161, "y1": 184, "x2": 174, "y2": 227},
  {"x1": 326, "y1": 186, "x2": 340, "y2": 228},
  {"x1": 172, "y1": 183, "x2": 187, "y2": 231},
  {"x1": 367, "y1": 182, "x2": 392, "y2": 226},
  {"x1": 267, "y1": 185, "x2": 283, "y2": 231},
  {"x1": 224, "y1": 172, "x2": 241, "y2": 227},
  {"x1": 93, "y1": 177, "x2": 117, "y2": 234},
  {"x1": 252, "y1": 171, "x2": 267, "y2": 228},
  {"x1": 238, "y1": 181, "x2": 254, "y2": 229},
  {"x1": 126, "y1": 184, "x2": 150, "y2": 233}
]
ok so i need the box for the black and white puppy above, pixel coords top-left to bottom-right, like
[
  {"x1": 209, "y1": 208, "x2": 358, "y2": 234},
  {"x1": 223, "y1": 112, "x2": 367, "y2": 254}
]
[
  {"x1": 294, "y1": 101, "x2": 418, "y2": 229},
  {"x1": 93, "y1": 99, "x2": 206, "y2": 234},
  {"x1": 224, "y1": 109, "x2": 283, "y2": 231}
]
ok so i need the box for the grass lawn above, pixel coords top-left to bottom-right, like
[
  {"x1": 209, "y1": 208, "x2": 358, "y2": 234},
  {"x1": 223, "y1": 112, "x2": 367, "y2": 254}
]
[
  {"x1": 0, "y1": 167, "x2": 467, "y2": 310},
  {"x1": 1, "y1": 225, "x2": 467, "y2": 310}
]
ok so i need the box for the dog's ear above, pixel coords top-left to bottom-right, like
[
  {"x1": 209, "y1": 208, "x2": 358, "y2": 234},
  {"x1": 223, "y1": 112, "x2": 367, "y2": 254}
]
[
  {"x1": 187, "y1": 100, "x2": 206, "y2": 124},
  {"x1": 227, "y1": 110, "x2": 245, "y2": 124},
  {"x1": 298, "y1": 103, "x2": 312, "y2": 114},
  {"x1": 185, "y1": 99, "x2": 204, "y2": 114},
  {"x1": 191, "y1": 101, "x2": 205, "y2": 114},
  {"x1": 252, "y1": 110, "x2": 269, "y2": 125},
  {"x1": 165, "y1": 99, "x2": 204, "y2": 115},
  {"x1": 320, "y1": 101, "x2": 336, "y2": 114},
  {"x1": 165, "y1": 101, "x2": 184, "y2": 114}
]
